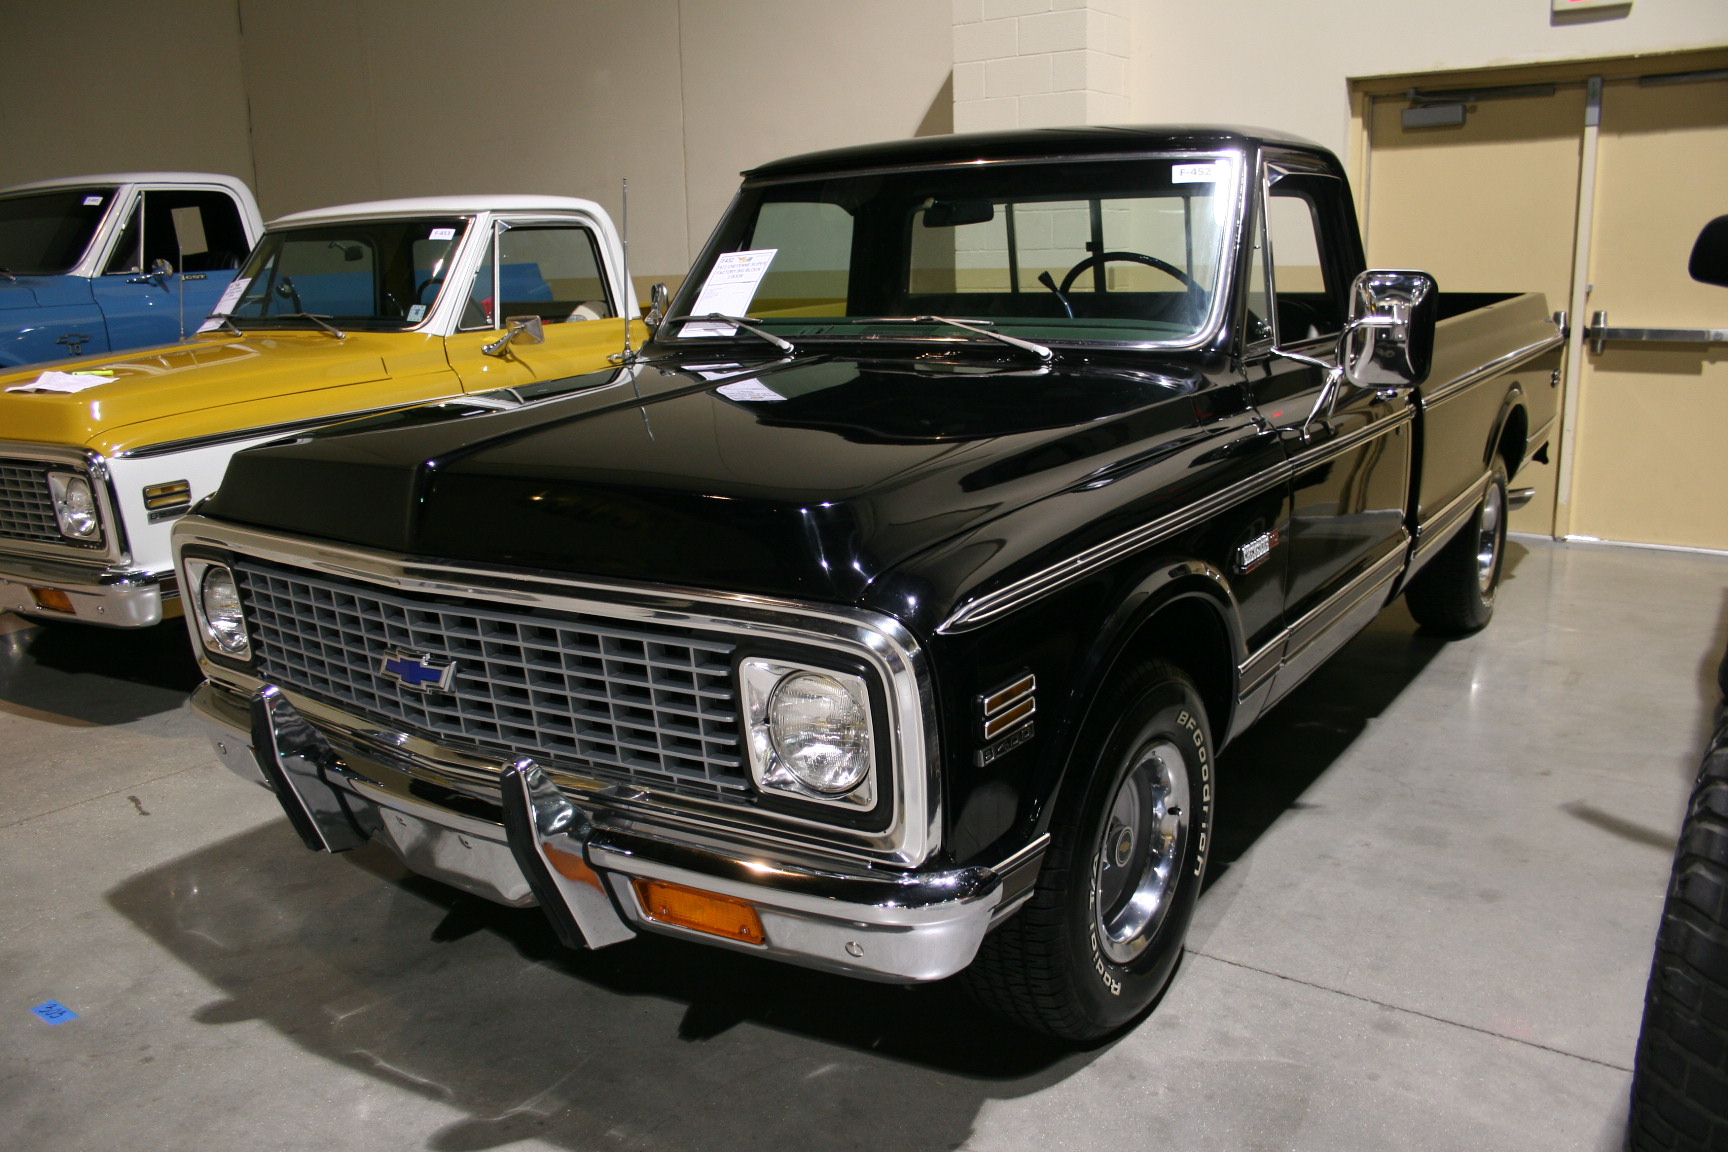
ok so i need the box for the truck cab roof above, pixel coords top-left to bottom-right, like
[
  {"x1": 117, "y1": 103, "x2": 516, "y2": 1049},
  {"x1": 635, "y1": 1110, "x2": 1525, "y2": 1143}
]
[
  {"x1": 743, "y1": 124, "x2": 1331, "y2": 183},
  {"x1": 0, "y1": 172, "x2": 254, "y2": 197},
  {"x1": 270, "y1": 195, "x2": 611, "y2": 228}
]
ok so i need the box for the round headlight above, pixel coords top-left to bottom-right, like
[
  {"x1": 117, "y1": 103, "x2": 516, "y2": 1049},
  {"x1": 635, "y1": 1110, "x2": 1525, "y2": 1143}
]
[
  {"x1": 767, "y1": 671, "x2": 870, "y2": 794},
  {"x1": 199, "y1": 566, "x2": 249, "y2": 655},
  {"x1": 48, "y1": 473, "x2": 100, "y2": 539}
]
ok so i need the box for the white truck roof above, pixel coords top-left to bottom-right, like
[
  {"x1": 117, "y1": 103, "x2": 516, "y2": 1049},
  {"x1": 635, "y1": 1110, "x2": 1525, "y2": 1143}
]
[
  {"x1": 271, "y1": 196, "x2": 610, "y2": 227},
  {"x1": 0, "y1": 172, "x2": 254, "y2": 197}
]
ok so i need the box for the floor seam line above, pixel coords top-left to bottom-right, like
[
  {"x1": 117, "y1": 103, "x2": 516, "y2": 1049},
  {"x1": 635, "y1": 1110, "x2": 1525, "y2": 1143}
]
[
  {"x1": 0, "y1": 764, "x2": 204, "y2": 831},
  {"x1": 1189, "y1": 948, "x2": 1632, "y2": 1073}
]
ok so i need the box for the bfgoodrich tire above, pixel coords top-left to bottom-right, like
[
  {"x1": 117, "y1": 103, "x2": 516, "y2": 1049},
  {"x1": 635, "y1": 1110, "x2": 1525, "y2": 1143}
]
[
  {"x1": 1628, "y1": 720, "x2": 1728, "y2": 1152},
  {"x1": 965, "y1": 659, "x2": 1214, "y2": 1043},
  {"x1": 1404, "y1": 458, "x2": 1509, "y2": 635}
]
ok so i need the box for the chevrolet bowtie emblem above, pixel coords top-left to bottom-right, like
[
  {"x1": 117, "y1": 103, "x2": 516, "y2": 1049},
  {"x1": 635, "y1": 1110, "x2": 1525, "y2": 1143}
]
[{"x1": 378, "y1": 650, "x2": 457, "y2": 692}]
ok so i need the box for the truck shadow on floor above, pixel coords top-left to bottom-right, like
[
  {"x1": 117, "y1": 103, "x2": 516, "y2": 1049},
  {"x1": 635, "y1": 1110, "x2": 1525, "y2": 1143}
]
[
  {"x1": 100, "y1": 571, "x2": 1496, "y2": 1152},
  {"x1": 0, "y1": 615, "x2": 201, "y2": 724}
]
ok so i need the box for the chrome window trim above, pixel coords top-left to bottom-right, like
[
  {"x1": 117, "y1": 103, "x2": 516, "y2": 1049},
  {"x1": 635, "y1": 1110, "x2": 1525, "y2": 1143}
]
[
  {"x1": 174, "y1": 515, "x2": 940, "y2": 867},
  {"x1": 699, "y1": 149, "x2": 1251, "y2": 356},
  {"x1": 0, "y1": 440, "x2": 129, "y2": 565},
  {"x1": 938, "y1": 459, "x2": 1293, "y2": 635},
  {"x1": 1420, "y1": 332, "x2": 1564, "y2": 406}
]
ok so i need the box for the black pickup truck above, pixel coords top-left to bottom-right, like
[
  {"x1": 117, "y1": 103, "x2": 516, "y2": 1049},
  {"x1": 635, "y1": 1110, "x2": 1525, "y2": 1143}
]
[{"x1": 173, "y1": 127, "x2": 1562, "y2": 1042}]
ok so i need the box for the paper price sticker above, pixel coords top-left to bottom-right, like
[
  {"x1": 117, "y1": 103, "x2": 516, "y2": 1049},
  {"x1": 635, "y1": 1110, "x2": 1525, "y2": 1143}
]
[
  {"x1": 407, "y1": 304, "x2": 426, "y2": 323},
  {"x1": 82, "y1": 195, "x2": 103, "y2": 207},
  {"x1": 685, "y1": 249, "x2": 778, "y2": 337},
  {"x1": 196, "y1": 277, "x2": 252, "y2": 334},
  {"x1": 717, "y1": 380, "x2": 785, "y2": 402},
  {"x1": 1172, "y1": 162, "x2": 1223, "y2": 184},
  {"x1": 428, "y1": 227, "x2": 456, "y2": 241}
]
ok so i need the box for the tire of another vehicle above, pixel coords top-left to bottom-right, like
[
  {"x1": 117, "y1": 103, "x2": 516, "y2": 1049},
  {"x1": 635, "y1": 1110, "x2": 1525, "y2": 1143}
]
[
  {"x1": 1627, "y1": 723, "x2": 1728, "y2": 1152},
  {"x1": 964, "y1": 659, "x2": 1214, "y2": 1043},
  {"x1": 1403, "y1": 457, "x2": 1509, "y2": 635}
]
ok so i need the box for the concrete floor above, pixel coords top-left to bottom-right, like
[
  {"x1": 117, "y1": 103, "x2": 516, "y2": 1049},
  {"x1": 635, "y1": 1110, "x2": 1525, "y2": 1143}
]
[{"x1": 3, "y1": 536, "x2": 1725, "y2": 1152}]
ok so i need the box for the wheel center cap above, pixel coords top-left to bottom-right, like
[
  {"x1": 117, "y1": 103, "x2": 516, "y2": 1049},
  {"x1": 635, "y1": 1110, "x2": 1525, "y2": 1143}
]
[{"x1": 1112, "y1": 825, "x2": 1135, "y2": 868}]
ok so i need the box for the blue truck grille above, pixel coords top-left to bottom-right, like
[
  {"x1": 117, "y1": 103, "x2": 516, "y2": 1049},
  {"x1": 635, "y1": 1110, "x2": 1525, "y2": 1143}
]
[
  {"x1": 0, "y1": 460, "x2": 61, "y2": 544},
  {"x1": 233, "y1": 559, "x2": 747, "y2": 800}
]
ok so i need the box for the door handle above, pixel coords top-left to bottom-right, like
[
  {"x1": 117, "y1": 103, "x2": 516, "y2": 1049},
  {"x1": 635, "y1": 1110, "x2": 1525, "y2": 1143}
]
[{"x1": 1587, "y1": 310, "x2": 1727, "y2": 355}]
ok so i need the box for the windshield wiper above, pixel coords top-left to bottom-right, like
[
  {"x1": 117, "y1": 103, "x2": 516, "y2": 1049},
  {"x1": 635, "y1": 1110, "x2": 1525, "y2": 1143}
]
[
  {"x1": 274, "y1": 312, "x2": 347, "y2": 340},
  {"x1": 205, "y1": 314, "x2": 243, "y2": 336},
  {"x1": 822, "y1": 315, "x2": 1054, "y2": 363},
  {"x1": 664, "y1": 314, "x2": 795, "y2": 355}
]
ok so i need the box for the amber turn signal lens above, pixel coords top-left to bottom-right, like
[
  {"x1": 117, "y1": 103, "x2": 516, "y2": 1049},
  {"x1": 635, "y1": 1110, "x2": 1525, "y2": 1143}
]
[
  {"x1": 29, "y1": 587, "x2": 74, "y2": 614},
  {"x1": 632, "y1": 879, "x2": 765, "y2": 944}
]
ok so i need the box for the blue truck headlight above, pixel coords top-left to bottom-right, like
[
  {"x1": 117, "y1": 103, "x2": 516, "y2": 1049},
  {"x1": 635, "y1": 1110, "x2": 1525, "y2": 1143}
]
[
  {"x1": 742, "y1": 659, "x2": 875, "y2": 806},
  {"x1": 46, "y1": 472, "x2": 101, "y2": 540}
]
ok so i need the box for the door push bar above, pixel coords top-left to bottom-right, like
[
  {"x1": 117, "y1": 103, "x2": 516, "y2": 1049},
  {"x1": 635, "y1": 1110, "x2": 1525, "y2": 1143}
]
[{"x1": 1588, "y1": 310, "x2": 1728, "y2": 356}]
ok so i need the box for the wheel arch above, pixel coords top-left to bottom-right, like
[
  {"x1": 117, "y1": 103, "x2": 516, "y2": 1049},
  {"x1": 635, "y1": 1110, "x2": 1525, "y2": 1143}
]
[
  {"x1": 1041, "y1": 563, "x2": 1240, "y2": 830},
  {"x1": 1489, "y1": 387, "x2": 1529, "y2": 478}
]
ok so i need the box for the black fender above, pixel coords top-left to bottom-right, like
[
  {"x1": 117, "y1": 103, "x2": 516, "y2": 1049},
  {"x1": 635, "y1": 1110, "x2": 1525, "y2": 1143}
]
[{"x1": 1032, "y1": 558, "x2": 1242, "y2": 840}]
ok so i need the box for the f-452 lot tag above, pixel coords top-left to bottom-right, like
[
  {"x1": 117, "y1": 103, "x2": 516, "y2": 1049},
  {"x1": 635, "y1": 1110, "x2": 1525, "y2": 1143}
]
[{"x1": 1172, "y1": 162, "x2": 1222, "y2": 183}]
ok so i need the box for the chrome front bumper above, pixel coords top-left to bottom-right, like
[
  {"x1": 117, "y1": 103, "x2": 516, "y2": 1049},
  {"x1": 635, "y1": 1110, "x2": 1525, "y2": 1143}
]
[
  {"x1": 189, "y1": 679, "x2": 1043, "y2": 983},
  {"x1": 0, "y1": 553, "x2": 175, "y2": 627}
]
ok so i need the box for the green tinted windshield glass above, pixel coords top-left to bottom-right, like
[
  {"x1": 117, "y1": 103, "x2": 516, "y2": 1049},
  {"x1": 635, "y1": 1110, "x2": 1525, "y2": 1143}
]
[
  {"x1": 0, "y1": 188, "x2": 115, "y2": 275},
  {"x1": 665, "y1": 155, "x2": 1241, "y2": 346},
  {"x1": 225, "y1": 218, "x2": 468, "y2": 329}
]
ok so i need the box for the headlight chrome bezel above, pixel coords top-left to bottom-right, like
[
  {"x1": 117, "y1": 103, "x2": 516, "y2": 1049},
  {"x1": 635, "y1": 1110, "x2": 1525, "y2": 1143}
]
[
  {"x1": 185, "y1": 558, "x2": 252, "y2": 660},
  {"x1": 742, "y1": 657, "x2": 878, "y2": 811},
  {"x1": 46, "y1": 471, "x2": 102, "y2": 542}
]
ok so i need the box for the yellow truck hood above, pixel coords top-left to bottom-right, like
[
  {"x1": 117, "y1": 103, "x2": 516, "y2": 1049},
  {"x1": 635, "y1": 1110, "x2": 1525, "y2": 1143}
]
[{"x1": 0, "y1": 332, "x2": 456, "y2": 456}]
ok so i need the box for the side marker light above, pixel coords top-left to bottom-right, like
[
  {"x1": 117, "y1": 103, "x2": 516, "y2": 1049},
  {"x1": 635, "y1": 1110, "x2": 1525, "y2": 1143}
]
[{"x1": 632, "y1": 879, "x2": 765, "y2": 944}]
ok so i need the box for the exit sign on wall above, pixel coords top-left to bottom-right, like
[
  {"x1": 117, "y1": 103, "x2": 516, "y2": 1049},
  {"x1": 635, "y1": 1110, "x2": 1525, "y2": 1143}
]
[{"x1": 1552, "y1": 0, "x2": 1632, "y2": 11}]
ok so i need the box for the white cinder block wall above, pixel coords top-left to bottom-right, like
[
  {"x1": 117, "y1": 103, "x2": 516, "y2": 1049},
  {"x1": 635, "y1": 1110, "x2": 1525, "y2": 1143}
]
[{"x1": 953, "y1": 0, "x2": 1132, "y2": 131}]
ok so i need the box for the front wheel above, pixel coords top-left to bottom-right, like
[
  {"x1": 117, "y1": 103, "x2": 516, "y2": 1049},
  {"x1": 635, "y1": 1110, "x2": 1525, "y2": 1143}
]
[
  {"x1": 1404, "y1": 458, "x2": 1508, "y2": 635},
  {"x1": 965, "y1": 659, "x2": 1214, "y2": 1042}
]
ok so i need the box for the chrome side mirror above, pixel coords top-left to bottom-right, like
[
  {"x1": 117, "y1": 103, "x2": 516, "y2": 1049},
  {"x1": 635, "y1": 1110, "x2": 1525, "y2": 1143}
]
[
  {"x1": 128, "y1": 257, "x2": 175, "y2": 287},
  {"x1": 1339, "y1": 269, "x2": 1437, "y2": 388},
  {"x1": 645, "y1": 282, "x2": 669, "y2": 331},
  {"x1": 482, "y1": 314, "x2": 545, "y2": 358}
]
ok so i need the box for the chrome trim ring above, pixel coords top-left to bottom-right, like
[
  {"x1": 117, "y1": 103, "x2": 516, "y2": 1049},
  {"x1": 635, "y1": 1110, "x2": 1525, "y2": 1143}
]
[
  {"x1": 1094, "y1": 737, "x2": 1189, "y2": 965},
  {"x1": 1476, "y1": 481, "x2": 1504, "y2": 597}
]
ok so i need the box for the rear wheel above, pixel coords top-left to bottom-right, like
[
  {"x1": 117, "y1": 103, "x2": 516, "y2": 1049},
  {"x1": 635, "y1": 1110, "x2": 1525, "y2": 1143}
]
[
  {"x1": 965, "y1": 659, "x2": 1214, "y2": 1042},
  {"x1": 1404, "y1": 458, "x2": 1508, "y2": 635}
]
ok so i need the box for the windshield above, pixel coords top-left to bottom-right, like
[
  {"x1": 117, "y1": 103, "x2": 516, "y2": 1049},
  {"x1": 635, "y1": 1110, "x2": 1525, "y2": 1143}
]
[
  {"x1": 222, "y1": 217, "x2": 469, "y2": 330},
  {"x1": 0, "y1": 187, "x2": 115, "y2": 275},
  {"x1": 663, "y1": 154, "x2": 1242, "y2": 349}
]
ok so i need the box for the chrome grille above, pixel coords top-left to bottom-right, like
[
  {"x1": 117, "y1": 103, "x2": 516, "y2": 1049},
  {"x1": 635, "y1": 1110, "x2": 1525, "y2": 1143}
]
[
  {"x1": 234, "y1": 559, "x2": 746, "y2": 799},
  {"x1": 0, "y1": 460, "x2": 61, "y2": 544}
]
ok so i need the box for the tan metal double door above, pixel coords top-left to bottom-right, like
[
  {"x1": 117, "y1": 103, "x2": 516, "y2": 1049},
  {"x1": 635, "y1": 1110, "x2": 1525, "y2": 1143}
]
[{"x1": 1361, "y1": 53, "x2": 1728, "y2": 551}]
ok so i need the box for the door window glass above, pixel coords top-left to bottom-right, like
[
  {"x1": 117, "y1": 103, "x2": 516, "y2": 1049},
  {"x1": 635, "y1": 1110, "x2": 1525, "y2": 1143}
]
[
  {"x1": 105, "y1": 190, "x2": 250, "y2": 275},
  {"x1": 1267, "y1": 177, "x2": 1345, "y2": 342},
  {"x1": 465, "y1": 224, "x2": 612, "y2": 329}
]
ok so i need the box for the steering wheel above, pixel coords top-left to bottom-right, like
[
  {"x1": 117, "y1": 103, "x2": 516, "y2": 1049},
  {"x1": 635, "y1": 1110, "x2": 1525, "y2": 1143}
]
[{"x1": 1041, "y1": 250, "x2": 1204, "y2": 321}]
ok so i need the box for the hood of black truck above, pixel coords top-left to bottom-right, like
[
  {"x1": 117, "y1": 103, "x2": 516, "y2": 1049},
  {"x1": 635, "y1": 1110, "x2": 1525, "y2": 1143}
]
[{"x1": 206, "y1": 350, "x2": 1229, "y2": 604}]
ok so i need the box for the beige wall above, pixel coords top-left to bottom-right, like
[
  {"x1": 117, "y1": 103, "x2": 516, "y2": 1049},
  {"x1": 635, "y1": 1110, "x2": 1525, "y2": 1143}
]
[
  {"x1": 1128, "y1": 0, "x2": 1728, "y2": 160},
  {"x1": 0, "y1": 0, "x2": 254, "y2": 189},
  {"x1": 1, "y1": 1, "x2": 949, "y2": 290}
]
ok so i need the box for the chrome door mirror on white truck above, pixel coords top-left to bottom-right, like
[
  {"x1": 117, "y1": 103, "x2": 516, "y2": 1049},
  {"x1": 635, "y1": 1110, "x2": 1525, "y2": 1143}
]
[{"x1": 1339, "y1": 268, "x2": 1438, "y2": 389}]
